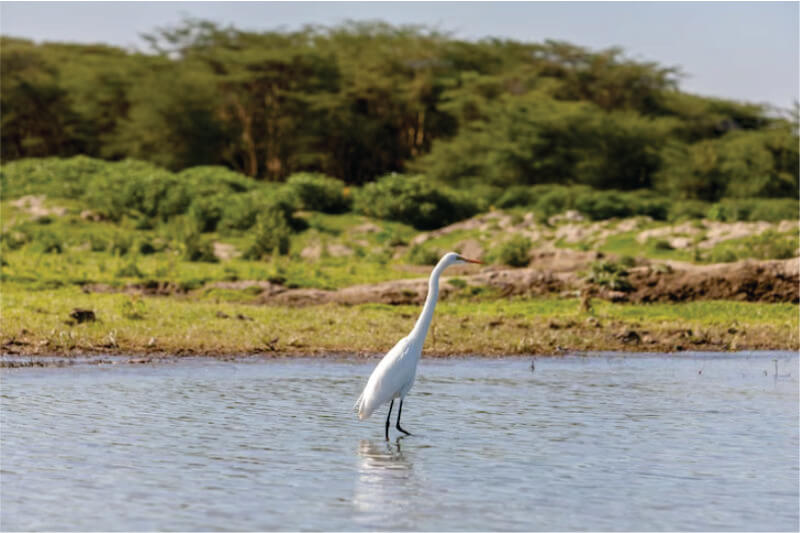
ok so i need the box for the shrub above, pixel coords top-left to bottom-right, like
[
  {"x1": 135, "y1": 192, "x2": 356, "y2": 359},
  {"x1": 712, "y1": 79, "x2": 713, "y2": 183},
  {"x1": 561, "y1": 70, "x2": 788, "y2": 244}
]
[
  {"x1": 115, "y1": 258, "x2": 145, "y2": 278},
  {"x1": 218, "y1": 193, "x2": 259, "y2": 232},
  {"x1": 707, "y1": 230, "x2": 798, "y2": 262},
  {"x1": 574, "y1": 191, "x2": 633, "y2": 220},
  {"x1": 668, "y1": 200, "x2": 709, "y2": 222},
  {"x1": 188, "y1": 196, "x2": 226, "y2": 233},
  {"x1": 407, "y1": 244, "x2": 441, "y2": 265},
  {"x1": 31, "y1": 230, "x2": 63, "y2": 254},
  {"x1": 136, "y1": 239, "x2": 157, "y2": 255},
  {"x1": 0, "y1": 155, "x2": 108, "y2": 198},
  {"x1": 746, "y1": 199, "x2": 799, "y2": 222},
  {"x1": 182, "y1": 231, "x2": 218, "y2": 263},
  {"x1": 110, "y1": 232, "x2": 133, "y2": 256},
  {"x1": 708, "y1": 198, "x2": 799, "y2": 222},
  {"x1": 87, "y1": 233, "x2": 108, "y2": 252},
  {"x1": 244, "y1": 208, "x2": 292, "y2": 259},
  {"x1": 83, "y1": 160, "x2": 190, "y2": 222},
  {"x1": 495, "y1": 185, "x2": 540, "y2": 209},
  {"x1": 177, "y1": 166, "x2": 255, "y2": 195},
  {"x1": 489, "y1": 235, "x2": 532, "y2": 267},
  {"x1": 2, "y1": 230, "x2": 30, "y2": 251},
  {"x1": 286, "y1": 173, "x2": 350, "y2": 213},
  {"x1": 585, "y1": 260, "x2": 633, "y2": 291},
  {"x1": 354, "y1": 174, "x2": 479, "y2": 230}
]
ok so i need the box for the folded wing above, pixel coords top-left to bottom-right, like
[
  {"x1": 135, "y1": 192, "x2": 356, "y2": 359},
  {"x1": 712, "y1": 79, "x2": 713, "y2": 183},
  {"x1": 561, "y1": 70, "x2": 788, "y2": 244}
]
[{"x1": 355, "y1": 336, "x2": 416, "y2": 420}]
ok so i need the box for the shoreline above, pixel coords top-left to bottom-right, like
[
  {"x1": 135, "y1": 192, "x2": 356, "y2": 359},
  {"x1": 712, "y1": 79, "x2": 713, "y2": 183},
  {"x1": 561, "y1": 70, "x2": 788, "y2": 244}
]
[
  {"x1": 3, "y1": 285, "x2": 797, "y2": 367},
  {"x1": 3, "y1": 347, "x2": 797, "y2": 369}
]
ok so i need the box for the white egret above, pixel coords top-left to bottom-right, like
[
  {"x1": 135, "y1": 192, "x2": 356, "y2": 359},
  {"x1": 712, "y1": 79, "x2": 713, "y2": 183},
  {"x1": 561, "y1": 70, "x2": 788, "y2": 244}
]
[{"x1": 354, "y1": 252, "x2": 482, "y2": 439}]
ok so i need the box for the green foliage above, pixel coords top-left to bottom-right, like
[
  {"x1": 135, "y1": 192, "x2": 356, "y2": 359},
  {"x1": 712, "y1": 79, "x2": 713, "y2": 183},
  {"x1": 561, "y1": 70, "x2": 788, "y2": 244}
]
[
  {"x1": 177, "y1": 166, "x2": 255, "y2": 195},
  {"x1": 188, "y1": 196, "x2": 225, "y2": 233},
  {"x1": 494, "y1": 184, "x2": 669, "y2": 221},
  {"x1": 707, "y1": 198, "x2": 799, "y2": 223},
  {"x1": 656, "y1": 128, "x2": 799, "y2": 201},
  {"x1": 488, "y1": 235, "x2": 533, "y2": 267},
  {"x1": 706, "y1": 230, "x2": 798, "y2": 262},
  {"x1": 407, "y1": 244, "x2": 441, "y2": 265},
  {"x1": 1, "y1": 24, "x2": 796, "y2": 203},
  {"x1": 110, "y1": 232, "x2": 133, "y2": 256},
  {"x1": 30, "y1": 230, "x2": 63, "y2": 254},
  {"x1": 585, "y1": 260, "x2": 633, "y2": 291},
  {"x1": 287, "y1": 173, "x2": 351, "y2": 213},
  {"x1": 354, "y1": 174, "x2": 479, "y2": 229},
  {"x1": 115, "y1": 258, "x2": 145, "y2": 278},
  {"x1": 244, "y1": 209, "x2": 292, "y2": 259},
  {"x1": 182, "y1": 231, "x2": 218, "y2": 263},
  {"x1": 667, "y1": 200, "x2": 709, "y2": 222}
]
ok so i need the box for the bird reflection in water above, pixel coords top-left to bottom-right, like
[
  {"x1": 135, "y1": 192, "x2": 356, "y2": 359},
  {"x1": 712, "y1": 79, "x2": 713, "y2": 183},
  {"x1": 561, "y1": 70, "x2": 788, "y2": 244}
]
[{"x1": 352, "y1": 438, "x2": 419, "y2": 528}]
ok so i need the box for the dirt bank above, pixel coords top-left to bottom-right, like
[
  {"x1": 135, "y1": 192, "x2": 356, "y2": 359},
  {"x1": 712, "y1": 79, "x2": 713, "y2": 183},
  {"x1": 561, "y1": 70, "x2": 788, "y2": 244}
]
[
  {"x1": 251, "y1": 255, "x2": 799, "y2": 306},
  {"x1": 78, "y1": 254, "x2": 799, "y2": 305}
]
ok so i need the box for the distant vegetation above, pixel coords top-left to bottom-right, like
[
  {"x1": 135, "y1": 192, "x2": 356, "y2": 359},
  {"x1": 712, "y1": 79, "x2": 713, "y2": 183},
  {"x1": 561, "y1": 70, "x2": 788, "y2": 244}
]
[
  {"x1": 2, "y1": 21, "x2": 797, "y2": 305},
  {"x1": 1, "y1": 20, "x2": 797, "y2": 204}
]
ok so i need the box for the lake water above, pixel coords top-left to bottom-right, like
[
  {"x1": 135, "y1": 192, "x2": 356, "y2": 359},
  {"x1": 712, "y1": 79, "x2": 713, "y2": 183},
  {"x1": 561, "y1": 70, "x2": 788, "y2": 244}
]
[{"x1": 1, "y1": 352, "x2": 798, "y2": 531}]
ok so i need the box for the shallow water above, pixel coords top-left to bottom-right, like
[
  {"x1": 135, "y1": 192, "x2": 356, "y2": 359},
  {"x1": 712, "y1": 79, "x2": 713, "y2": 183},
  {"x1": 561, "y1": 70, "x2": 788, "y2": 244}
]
[{"x1": 1, "y1": 351, "x2": 798, "y2": 531}]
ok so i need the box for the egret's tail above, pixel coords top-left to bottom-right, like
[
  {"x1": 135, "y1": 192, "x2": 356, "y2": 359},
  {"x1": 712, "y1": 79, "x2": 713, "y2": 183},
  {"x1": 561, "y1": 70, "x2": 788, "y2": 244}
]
[
  {"x1": 354, "y1": 392, "x2": 366, "y2": 420},
  {"x1": 353, "y1": 391, "x2": 373, "y2": 420}
]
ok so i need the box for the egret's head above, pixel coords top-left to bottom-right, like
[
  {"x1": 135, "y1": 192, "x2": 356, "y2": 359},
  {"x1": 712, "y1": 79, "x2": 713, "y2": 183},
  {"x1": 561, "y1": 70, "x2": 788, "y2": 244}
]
[{"x1": 442, "y1": 251, "x2": 482, "y2": 266}]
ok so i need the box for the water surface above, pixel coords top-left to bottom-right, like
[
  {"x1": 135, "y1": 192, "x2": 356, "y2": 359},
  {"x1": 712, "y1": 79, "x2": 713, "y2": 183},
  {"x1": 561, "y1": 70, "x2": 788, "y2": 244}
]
[{"x1": 2, "y1": 352, "x2": 798, "y2": 531}]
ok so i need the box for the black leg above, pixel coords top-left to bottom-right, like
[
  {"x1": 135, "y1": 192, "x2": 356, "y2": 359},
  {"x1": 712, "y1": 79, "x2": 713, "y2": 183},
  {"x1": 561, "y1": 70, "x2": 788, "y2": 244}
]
[
  {"x1": 396, "y1": 398, "x2": 412, "y2": 436},
  {"x1": 385, "y1": 399, "x2": 394, "y2": 440}
]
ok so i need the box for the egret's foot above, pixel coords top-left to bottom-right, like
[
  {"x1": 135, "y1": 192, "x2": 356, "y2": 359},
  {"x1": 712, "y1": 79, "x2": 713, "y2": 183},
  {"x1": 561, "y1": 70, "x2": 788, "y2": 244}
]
[{"x1": 396, "y1": 424, "x2": 412, "y2": 436}]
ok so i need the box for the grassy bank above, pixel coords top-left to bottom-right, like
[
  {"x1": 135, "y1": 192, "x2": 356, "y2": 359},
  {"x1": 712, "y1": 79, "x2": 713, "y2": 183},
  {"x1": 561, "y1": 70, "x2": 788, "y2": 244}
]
[
  {"x1": 2, "y1": 157, "x2": 797, "y2": 363},
  {"x1": 2, "y1": 285, "x2": 796, "y2": 359}
]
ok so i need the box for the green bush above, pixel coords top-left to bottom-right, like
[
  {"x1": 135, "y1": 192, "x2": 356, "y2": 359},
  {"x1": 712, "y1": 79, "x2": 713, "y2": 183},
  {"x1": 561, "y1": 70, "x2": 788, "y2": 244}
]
[
  {"x1": 707, "y1": 230, "x2": 798, "y2": 262},
  {"x1": 668, "y1": 200, "x2": 709, "y2": 222},
  {"x1": 0, "y1": 155, "x2": 108, "y2": 198},
  {"x1": 574, "y1": 191, "x2": 631, "y2": 220},
  {"x1": 494, "y1": 185, "x2": 540, "y2": 209},
  {"x1": 286, "y1": 173, "x2": 350, "y2": 213},
  {"x1": 585, "y1": 260, "x2": 633, "y2": 291},
  {"x1": 746, "y1": 199, "x2": 799, "y2": 222},
  {"x1": 30, "y1": 230, "x2": 63, "y2": 254},
  {"x1": 87, "y1": 234, "x2": 108, "y2": 252},
  {"x1": 494, "y1": 185, "x2": 669, "y2": 221},
  {"x1": 82, "y1": 160, "x2": 191, "y2": 222},
  {"x1": 2, "y1": 230, "x2": 30, "y2": 251},
  {"x1": 244, "y1": 208, "x2": 292, "y2": 259},
  {"x1": 110, "y1": 232, "x2": 133, "y2": 256},
  {"x1": 708, "y1": 198, "x2": 799, "y2": 222},
  {"x1": 135, "y1": 238, "x2": 157, "y2": 255},
  {"x1": 183, "y1": 231, "x2": 218, "y2": 263},
  {"x1": 189, "y1": 196, "x2": 226, "y2": 232},
  {"x1": 218, "y1": 193, "x2": 259, "y2": 232},
  {"x1": 489, "y1": 235, "x2": 532, "y2": 267},
  {"x1": 115, "y1": 258, "x2": 145, "y2": 278},
  {"x1": 354, "y1": 174, "x2": 479, "y2": 230},
  {"x1": 177, "y1": 166, "x2": 255, "y2": 195},
  {"x1": 407, "y1": 244, "x2": 441, "y2": 265}
]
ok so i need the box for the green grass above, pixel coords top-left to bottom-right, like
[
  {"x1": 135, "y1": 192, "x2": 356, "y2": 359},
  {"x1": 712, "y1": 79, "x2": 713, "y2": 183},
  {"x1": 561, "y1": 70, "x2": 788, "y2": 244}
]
[
  {"x1": 2, "y1": 286, "x2": 796, "y2": 356},
  {"x1": 702, "y1": 230, "x2": 799, "y2": 263}
]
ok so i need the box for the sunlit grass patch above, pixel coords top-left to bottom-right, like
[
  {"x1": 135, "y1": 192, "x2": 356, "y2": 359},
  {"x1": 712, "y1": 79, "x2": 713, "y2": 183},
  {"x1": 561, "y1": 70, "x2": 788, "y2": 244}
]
[{"x1": 4, "y1": 285, "x2": 794, "y2": 357}]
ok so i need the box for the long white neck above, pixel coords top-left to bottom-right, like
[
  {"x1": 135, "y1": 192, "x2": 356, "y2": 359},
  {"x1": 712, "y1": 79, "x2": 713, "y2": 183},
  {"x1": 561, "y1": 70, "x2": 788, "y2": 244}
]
[{"x1": 409, "y1": 258, "x2": 449, "y2": 341}]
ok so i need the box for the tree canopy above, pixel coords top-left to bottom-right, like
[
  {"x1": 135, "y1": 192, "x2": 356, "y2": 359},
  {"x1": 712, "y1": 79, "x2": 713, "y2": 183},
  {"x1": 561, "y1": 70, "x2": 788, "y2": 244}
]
[{"x1": 1, "y1": 20, "x2": 796, "y2": 200}]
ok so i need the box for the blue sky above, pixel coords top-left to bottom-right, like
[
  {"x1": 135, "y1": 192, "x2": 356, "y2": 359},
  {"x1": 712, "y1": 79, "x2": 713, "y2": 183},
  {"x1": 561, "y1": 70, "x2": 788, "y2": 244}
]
[{"x1": 1, "y1": 1, "x2": 797, "y2": 110}]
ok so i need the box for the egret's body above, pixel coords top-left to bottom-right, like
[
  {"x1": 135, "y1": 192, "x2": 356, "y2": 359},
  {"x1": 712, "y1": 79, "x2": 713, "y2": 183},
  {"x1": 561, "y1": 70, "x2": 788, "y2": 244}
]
[{"x1": 355, "y1": 252, "x2": 481, "y2": 438}]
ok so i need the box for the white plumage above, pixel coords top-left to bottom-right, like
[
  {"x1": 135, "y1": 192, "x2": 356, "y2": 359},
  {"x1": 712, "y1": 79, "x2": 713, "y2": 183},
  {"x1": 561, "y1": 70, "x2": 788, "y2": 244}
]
[
  {"x1": 355, "y1": 335, "x2": 417, "y2": 420},
  {"x1": 354, "y1": 252, "x2": 482, "y2": 438}
]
